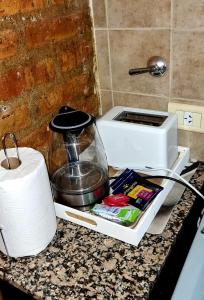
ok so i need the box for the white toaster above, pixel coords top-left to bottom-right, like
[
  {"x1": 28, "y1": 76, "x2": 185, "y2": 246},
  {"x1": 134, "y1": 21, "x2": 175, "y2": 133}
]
[{"x1": 96, "y1": 106, "x2": 178, "y2": 170}]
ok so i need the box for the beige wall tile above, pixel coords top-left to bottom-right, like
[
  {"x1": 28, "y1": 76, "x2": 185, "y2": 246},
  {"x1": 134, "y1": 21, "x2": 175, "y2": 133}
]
[
  {"x1": 113, "y1": 92, "x2": 169, "y2": 111},
  {"x1": 107, "y1": 0, "x2": 171, "y2": 28},
  {"x1": 178, "y1": 129, "x2": 204, "y2": 161},
  {"x1": 92, "y1": 0, "x2": 106, "y2": 28},
  {"x1": 172, "y1": 31, "x2": 204, "y2": 101},
  {"x1": 95, "y1": 30, "x2": 111, "y2": 90},
  {"x1": 174, "y1": 0, "x2": 204, "y2": 29},
  {"x1": 110, "y1": 30, "x2": 170, "y2": 96},
  {"x1": 100, "y1": 90, "x2": 113, "y2": 114}
]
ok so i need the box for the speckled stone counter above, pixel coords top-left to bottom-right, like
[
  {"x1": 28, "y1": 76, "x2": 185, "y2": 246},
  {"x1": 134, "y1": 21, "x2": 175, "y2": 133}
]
[{"x1": 0, "y1": 163, "x2": 204, "y2": 300}]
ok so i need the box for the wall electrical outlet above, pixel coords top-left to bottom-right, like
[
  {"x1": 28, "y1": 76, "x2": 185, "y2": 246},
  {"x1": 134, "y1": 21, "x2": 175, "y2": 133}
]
[{"x1": 168, "y1": 102, "x2": 204, "y2": 133}]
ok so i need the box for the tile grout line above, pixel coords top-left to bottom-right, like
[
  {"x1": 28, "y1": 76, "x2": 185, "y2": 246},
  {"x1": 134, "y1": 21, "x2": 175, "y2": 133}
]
[
  {"x1": 94, "y1": 27, "x2": 170, "y2": 31},
  {"x1": 104, "y1": 90, "x2": 169, "y2": 99},
  {"x1": 104, "y1": 0, "x2": 114, "y2": 108},
  {"x1": 169, "y1": 0, "x2": 174, "y2": 102},
  {"x1": 170, "y1": 97, "x2": 204, "y2": 103},
  {"x1": 100, "y1": 88, "x2": 204, "y2": 104},
  {"x1": 172, "y1": 27, "x2": 204, "y2": 32},
  {"x1": 94, "y1": 27, "x2": 204, "y2": 32}
]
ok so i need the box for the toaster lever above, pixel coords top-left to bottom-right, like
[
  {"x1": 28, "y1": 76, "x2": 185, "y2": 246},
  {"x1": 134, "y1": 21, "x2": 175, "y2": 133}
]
[{"x1": 129, "y1": 56, "x2": 167, "y2": 77}]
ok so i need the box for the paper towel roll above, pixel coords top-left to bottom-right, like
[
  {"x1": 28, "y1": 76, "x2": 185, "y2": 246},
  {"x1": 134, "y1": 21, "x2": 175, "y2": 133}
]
[{"x1": 0, "y1": 147, "x2": 57, "y2": 257}]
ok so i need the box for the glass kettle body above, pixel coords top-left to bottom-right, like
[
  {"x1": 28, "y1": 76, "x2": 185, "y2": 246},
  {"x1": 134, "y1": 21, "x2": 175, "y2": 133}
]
[{"x1": 49, "y1": 106, "x2": 109, "y2": 210}]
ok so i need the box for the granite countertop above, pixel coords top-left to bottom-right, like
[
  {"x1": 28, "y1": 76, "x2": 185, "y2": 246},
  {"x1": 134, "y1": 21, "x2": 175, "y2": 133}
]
[{"x1": 0, "y1": 163, "x2": 203, "y2": 300}]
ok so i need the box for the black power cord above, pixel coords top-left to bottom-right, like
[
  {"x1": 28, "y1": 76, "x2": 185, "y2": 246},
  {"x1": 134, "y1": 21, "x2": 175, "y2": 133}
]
[
  {"x1": 143, "y1": 175, "x2": 203, "y2": 201},
  {"x1": 109, "y1": 174, "x2": 203, "y2": 201},
  {"x1": 180, "y1": 161, "x2": 199, "y2": 176},
  {"x1": 109, "y1": 162, "x2": 203, "y2": 201}
]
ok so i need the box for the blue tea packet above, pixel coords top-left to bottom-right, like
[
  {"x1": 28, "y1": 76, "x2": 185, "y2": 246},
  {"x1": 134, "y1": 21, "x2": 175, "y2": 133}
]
[
  {"x1": 110, "y1": 168, "x2": 131, "y2": 190},
  {"x1": 111, "y1": 170, "x2": 140, "y2": 195}
]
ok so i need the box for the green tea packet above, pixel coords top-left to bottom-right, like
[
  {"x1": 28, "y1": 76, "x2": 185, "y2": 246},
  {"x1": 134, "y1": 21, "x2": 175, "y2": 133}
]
[{"x1": 91, "y1": 204, "x2": 141, "y2": 226}]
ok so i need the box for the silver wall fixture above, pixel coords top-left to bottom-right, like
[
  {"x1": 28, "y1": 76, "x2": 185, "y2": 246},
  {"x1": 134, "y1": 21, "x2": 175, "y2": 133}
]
[{"x1": 129, "y1": 56, "x2": 167, "y2": 77}]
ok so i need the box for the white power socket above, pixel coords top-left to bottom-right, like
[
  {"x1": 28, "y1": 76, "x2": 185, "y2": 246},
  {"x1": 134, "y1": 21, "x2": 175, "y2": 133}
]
[{"x1": 168, "y1": 102, "x2": 204, "y2": 133}]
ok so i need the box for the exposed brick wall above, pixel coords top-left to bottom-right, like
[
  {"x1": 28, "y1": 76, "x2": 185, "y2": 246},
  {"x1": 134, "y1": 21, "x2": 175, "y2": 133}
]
[{"x1": 0, "y1": 0, "x2": 99, "y2": 159}]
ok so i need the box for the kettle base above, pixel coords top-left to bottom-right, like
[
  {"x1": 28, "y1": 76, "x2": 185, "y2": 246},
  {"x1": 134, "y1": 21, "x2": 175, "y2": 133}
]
[{"x1": 52, "y1": 179, "x2": 109, "y2": 210}]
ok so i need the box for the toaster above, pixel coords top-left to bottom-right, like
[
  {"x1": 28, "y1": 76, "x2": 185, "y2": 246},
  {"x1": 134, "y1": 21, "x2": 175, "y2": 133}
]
[{"x1": 96, "y1": 106, "x2": 178, "y2": 170}]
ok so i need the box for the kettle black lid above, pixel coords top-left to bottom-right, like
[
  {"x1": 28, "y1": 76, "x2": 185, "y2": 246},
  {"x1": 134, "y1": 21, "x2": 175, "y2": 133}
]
[{"x1": 49, "y1": 106, "x2": 94, "y2": 133}]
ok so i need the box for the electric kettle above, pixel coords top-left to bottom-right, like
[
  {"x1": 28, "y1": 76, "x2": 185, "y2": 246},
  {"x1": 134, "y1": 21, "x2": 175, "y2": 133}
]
[{"x1": 49, "y1": 106, "x2": 109, "y2": 211}]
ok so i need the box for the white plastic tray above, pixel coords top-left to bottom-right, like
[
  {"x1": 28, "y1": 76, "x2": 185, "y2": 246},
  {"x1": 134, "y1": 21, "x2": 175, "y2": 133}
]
[{"x1": 54, "y1": 147, "x2": 190, "y2": 246}]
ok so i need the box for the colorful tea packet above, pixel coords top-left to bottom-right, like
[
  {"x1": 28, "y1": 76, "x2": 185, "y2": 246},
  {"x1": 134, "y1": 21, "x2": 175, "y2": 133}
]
[
  {"x1": 111, "y1": 170, "x2": 163, "y2": 211},
  {"x1": 103, "y1": 194, "x2": 129, "y2": 207},
  {"x1": 111, "y1": 170, "x2": 139, "y2": 195},
  {"x1": 91, "y1": 204, "x2": 141, "y2": 226},
  {"x1": 110, "y1": 168, "x2": 132, "y2": 190},
  {"x1": 124, "y1": 178, "x2": 163, "y2": 210}
]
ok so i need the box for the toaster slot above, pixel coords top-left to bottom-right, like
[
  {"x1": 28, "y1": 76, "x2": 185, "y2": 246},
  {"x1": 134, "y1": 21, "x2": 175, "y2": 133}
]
[{"x1": 114, "y1": 111, "x2": 167, "y2": 127}]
